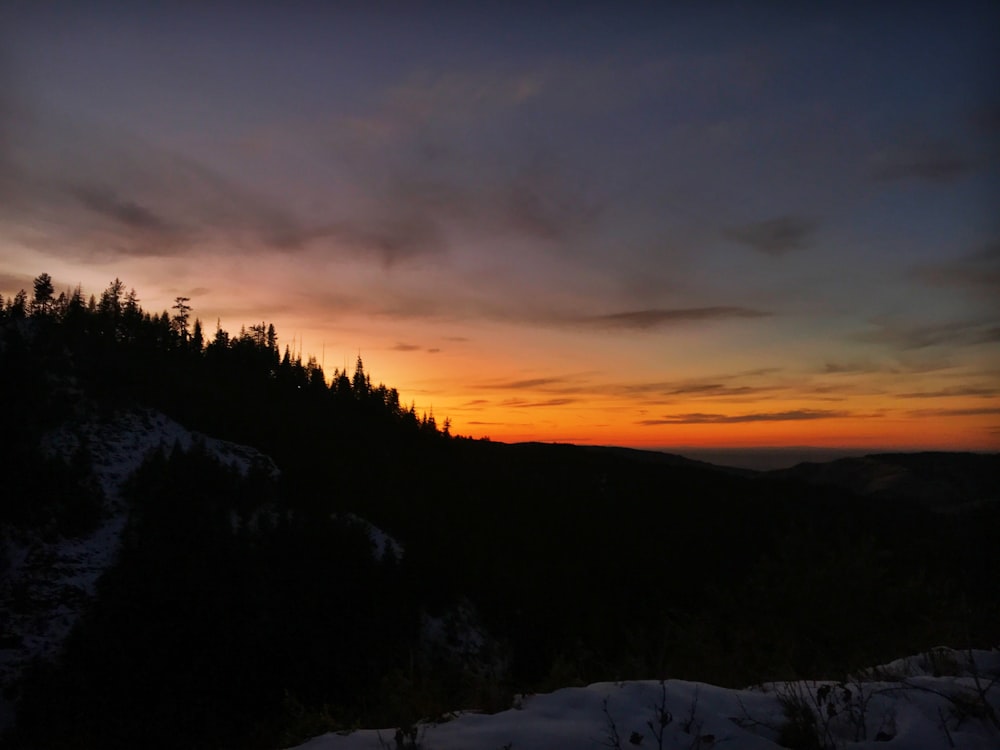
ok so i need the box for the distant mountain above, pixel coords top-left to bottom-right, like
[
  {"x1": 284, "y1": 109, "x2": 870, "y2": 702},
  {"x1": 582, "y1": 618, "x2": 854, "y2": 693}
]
[
  {"x1": 576, "y1": 443, "x2": 758, "y2": 476},
  {"x1": 768, "y1": 452, "x2": 1000, "y2": 511}
]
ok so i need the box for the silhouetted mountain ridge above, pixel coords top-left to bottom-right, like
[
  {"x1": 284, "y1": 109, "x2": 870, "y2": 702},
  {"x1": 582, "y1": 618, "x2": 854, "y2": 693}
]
[{"x1": 770, "y1": 452, "x2": 1000, "y2": 511}]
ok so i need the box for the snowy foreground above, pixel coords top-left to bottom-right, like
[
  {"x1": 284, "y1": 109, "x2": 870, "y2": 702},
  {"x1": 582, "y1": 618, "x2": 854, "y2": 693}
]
[{"x1": 290, "y1": 649, "x2": 1000, "y2": 750}]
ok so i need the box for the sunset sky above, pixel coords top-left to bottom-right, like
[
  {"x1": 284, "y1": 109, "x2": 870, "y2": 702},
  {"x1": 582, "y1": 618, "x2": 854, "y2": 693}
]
[{"x1": 2, "y1": 3, "x2": 998, "y2": 454}]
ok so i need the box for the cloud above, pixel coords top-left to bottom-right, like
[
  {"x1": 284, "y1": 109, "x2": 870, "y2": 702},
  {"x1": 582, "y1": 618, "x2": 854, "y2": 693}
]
[
  {"x1": 481, "y1": 376, "x2": 577, "y2": 390},
  {"x1": 821, "y1": 358, "x2": 956, "y2": 375},
  {"x1": 823, "y1": 361, "x2": 880, "y2": 374},
  {"x1": 637, "y1": 409, "x2": 850, "y2": 425},
  {"x1": 501, "y1": 397, "x2": 578, "y2": 408},
  {"x1": 0, "y1": 102, "x2": 324, "y2": 260},
  {"x1": 907, "y1": 407, "x2": 1000, "y2": 418},
  {"x1": 897, "y1": 386, "x2": 997, "y2": 399},
  {"x1": 330, "y1": 142, "x2": 603, "y2": 261},
  {"x1": 389, "y1": 341, "x2": 442, "y2": 354},
  {"x1": 498, "y1": 157, "x2": 603, "y2": 242},
  {"x1": 0, "y1": 271, "x2": 33, "y2": 293},
  {"x1": 871, "y1": 139, "x2": 976, "y2": 183},
  {"x1": 325, "y1": 215, "x2": 446, "y2": 266},
  {"x1": 605, "y1": 380, "x2": 782, "y2": 400},
  {"x1": 911, "y1": 241, "x2": 1000, "y2": 295},
  {"x1": 660, "y1": 383, "x2": 775, "y2": 397},
  {"x1": 69, "y1": 184, "x2": 174, "y2": 233},
  {"x1": 855, "y1": 318, "x2": 1000, "y2": 350},
  {"x1": 725, "y1": 215, "x2": 818, "y2": 256},
  {"x1": 581, "y1": 306, "x2": 769, "y2": 330},
  {"x1": 466, "y1": 368, "x2": 790, "y2": 403}
]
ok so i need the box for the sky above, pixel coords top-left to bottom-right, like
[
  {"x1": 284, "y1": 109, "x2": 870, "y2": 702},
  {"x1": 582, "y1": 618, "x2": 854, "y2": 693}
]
[{"x1": 1, "y1": 2, "x2": 998, "y2": 454}]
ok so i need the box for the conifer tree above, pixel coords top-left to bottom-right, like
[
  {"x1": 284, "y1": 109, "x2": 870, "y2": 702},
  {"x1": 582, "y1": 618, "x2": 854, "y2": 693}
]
[
  {"x1": 191, "y1": 318, "x2": 204, "y2": 351},
  {"x1": 31, "y1": 273, "x2": 54, "y2": 315},
  {"x1": 99, "y1": 278, "x2": 125, "y2": 318},
  {"x1": 352, "y1": 356, "x2": 369, "y2": 397},
  {"x1": 10, "y1": 289, "x2": 27, "y2": 318},
  {"x1": 213, "y1": 319, "x2": 229, "y2": 348},
  {"x1": 172, "y1": 297, "x2": 192, "y2": 340}
]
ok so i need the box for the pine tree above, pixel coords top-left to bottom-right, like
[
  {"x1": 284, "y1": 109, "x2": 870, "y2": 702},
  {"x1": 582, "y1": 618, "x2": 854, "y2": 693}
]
[
  {"x1": 213, "y1": 319, "x2": 229, "y2": 348},
  {"x1": 172, "y1": 297, "x2": 192, "y2": 340},
  {"x1": 31, "y1": 273, "x2": 54, "y2": 315},
  {"x1": 191, "y1": 318, "x2": 204, "y2": 351},
  {"x1": 352, "y1": 356, "x2": 369, "y2": 397},
  {"x1": 10, "y1": 289, "x2": 27, "y2": 318},
  {"x1": 99, "y1": 278, "x2": 125, "y2": 318}
]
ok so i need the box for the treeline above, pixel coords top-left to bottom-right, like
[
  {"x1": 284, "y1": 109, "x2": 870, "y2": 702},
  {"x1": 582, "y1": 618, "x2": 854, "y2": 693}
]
[
  {"x1": 0, "y1": 274, "x2": 450, "y2": 495},
  {"x1": 1, "y1": 272, "x2": 442, "y2": 429}
]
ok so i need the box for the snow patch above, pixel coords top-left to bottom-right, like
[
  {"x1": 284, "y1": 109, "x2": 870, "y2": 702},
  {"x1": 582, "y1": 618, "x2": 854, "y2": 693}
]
[
  {"x1": 340, "y1": 513, "x2": 404, "y2": 561},
  {"x1": 287, "y1": 649, "x2": 1000, "y2": 750}
]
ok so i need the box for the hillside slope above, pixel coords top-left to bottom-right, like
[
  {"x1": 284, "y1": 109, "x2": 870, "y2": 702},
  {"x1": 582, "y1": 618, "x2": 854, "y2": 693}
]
[{"x1": 0, "y1": 406, "x2": 276, "y2": 729}]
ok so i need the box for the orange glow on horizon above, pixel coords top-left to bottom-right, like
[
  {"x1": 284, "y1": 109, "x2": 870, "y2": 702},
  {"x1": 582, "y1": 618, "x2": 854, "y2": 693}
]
[{"x1": 2, "y1": 263, "x2": 997, "y2": 455}]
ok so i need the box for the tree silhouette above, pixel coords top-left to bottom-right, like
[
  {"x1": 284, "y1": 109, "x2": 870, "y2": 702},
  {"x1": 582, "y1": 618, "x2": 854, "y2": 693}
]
[
  {"x1": 9, "y1": 289, "x2": 27, "y2": 318},
  {"x1": 31, "y1": 273, "x2": 54, "y2": 315},
  {"x1": 99, "y1": 278, "x2": 125, "y2": 318},
  {"x1": 172, "y1": 296, "x2": 192, "y2": 341},
  {"x1": 191, "y1": 318, "x2": 204, "y2": 351}
]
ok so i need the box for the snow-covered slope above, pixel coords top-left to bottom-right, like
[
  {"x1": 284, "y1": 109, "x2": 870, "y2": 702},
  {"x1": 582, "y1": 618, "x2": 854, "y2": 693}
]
[
  {"x1": 0, "y1": 407, "x2": 277, "y2": 727},
  {"x1": 288, "y1": 648, "x2": 1000, "y2": 750},
  {"x1": 340, "y1": 512, "x2": 405, "y2": 561}
]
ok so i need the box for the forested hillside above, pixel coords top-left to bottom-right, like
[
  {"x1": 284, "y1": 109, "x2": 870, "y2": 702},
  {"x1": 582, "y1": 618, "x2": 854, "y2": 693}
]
[{"x1": 1, "y1": 275, "x2": 998, "y2": 749}]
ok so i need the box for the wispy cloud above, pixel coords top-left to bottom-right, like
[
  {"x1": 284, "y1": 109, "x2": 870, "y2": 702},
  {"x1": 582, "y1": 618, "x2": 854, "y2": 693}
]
[
  {"x1": 822, "y1": 361, "x2": 881, "y2": 374},
  {"x1": 907, "y1": 407, "x2": 1000, "y2": 418},
  {"x1": 471, "y1": 369, "x2": 790, "y2": 403},
  {"x1": 481, "y1": 376, "x2": 578, "y2": 390},
  {"x1": 871, "y1": 139, "x2": 976, "y2": 183},
  {"x1": 725, "y1": 215, "x2": 818, "y2": 256},
  {"x1": 501, "y1": 397, "x2": 578, "y2": 408},
  {"x1": 325, "y1": 215, "x2": 447, "y2": 266},
  {"x1": 0, "y1": 103, "x2": 323, "y2": 260},
  {"x1": 461, "y1": 399, "x2": 490, "y2": 407},
  {"x1": 0, "y1": 271, "x2": 33, "y2": 292},
  {"x1": 911, "y1": 241, "x2": 1000, "y2": 295},
  {"x1": 821, "y1": 358, "x2": 957, "y2": 375},
  {"x1": 69, "y1": 184, "x2": 174, "y2": 233},
  {"x1": 855, "y1": 318, "x2": 1000, "y2": 350},
  {"x1": 581, "y1": 306, "x2": 769, "y2": 330},
  {"x1": 605, "y1": 380, "x2": 782, "y2": 400},
  {"x1": 638, "y1": 409, "x2": 850, "y2": 425},
  {"x1": 897, "y1": 386, "x2": 997, "y2": 399}
]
